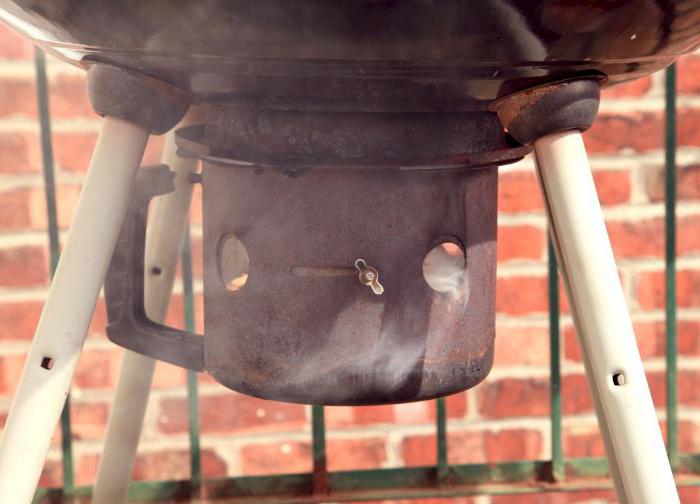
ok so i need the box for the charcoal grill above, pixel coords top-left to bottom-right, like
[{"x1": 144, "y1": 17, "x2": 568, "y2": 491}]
[{"x1": 0, "y1": 1, "x2": 699, "y2": 503}]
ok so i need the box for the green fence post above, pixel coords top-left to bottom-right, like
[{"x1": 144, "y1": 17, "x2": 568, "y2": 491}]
[
  {"x1": 182, "y1": 228, "x2": 202, "y2": 489},
  {"x1": 664, "y1": 64, "x2": 679, "y2": 469},
  {"x1": 548, "y1": 238, "x2": 563, "y2": 481}
]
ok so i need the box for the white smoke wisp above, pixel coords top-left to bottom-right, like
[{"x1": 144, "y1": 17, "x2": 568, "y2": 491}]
[
  {"x1": 279, "y1": 300, "x2": 428, "y2": 401},
  {"x1": 422, "y1": 241, "x2": 469, "y2": 304}
]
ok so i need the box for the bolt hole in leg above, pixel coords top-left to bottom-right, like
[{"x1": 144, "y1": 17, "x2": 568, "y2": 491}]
[
  {"x1": 150, "y1": 266, "x2": 162, "y2": 276},
  {"x1": 611, "y1": 371, "x2": 627, "y2": 386},
  {"x1": 40, "y1": 357, "x2": 54, "y2": 370}
]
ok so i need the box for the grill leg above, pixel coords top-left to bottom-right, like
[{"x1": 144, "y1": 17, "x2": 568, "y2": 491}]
[
  {"x1": 534, "y1": 130, "x2": 679, "y2": 504},
  {"x1": 91, "y1": 110, "x2": 201, "y2": 504},
  {"x1": 0, "y1": 117, "x2": 149, "y2": 503}
]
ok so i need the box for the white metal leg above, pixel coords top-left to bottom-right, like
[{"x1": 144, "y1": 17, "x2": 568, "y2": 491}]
[
  {"x1": 0, "y1": 117, "x2": 149, "y2": 503},
  {"x1": 534, "y1": 130, "x2": 678, "y2": 504},
  {"x1": 92, "y1": 110, "x2": 201, "y2": 504}
]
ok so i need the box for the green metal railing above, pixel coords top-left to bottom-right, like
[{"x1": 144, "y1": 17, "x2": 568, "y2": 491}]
[{"x1": 31, "y1": 53, "x2": 700, "y2": 502}]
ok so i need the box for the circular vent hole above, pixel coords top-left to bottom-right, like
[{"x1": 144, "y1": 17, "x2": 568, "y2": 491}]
[
  {"x1": 218, "y1": 234, "x2": 249, "y2": 292},
  {"x1": 422, "y1": 240, "x2": 467, "y2": 296}
]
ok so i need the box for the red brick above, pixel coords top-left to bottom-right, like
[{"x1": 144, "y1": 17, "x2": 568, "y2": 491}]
[
  {"x1": 679, "y1": 420, "x2": 700, "y2": 453},
  {"x1": 447, "y1": 430, "x2": 491, "y2": 464},
  {"x1": 0, "y1": 300, "x2": 42, "y2": 341},
  {"x1": 679, "y1": 486, "x2": 700, "y2": 504},
  {"x1": 494, "y1": 325, "x2": 549, "y2": 367},
  {"x1": 0, "y1": 245, "x2": 48, "y2": 287},
  {"x1": 0, "y1": 131, "x2": 40, "y2": 173},
  {"x1": 190, "y1": 184, "x2": 203, "y2": 225},
  {"x1": 402, "y1": 427, "x2": 541, "y2": 466},
  {"x1": 496, "y1": 275, "x2": 548, "y2": 315},
  {"x1": 443, "y1": 392, "x2": 468, "y2": 419},
  {"x1": 594, "y1": 169, "x2": 631, "y2": 205},
  {"x1": 70, "y1": 402, "x2": 109, "y2": 441},
  {"x1": 0, "y1": 353, "x2": 27, "y2": 396},
  {"x1": 608, "y1": 219, "x2": 664, "y2": 258},
  {"x1": 392, "y1": 393, "x2": 467, "y2": 426},
  {"x1": 584, "y1": 111, "x2": 662, "y2": 153},
  {"x1": 0, "y1": 24, "x2": 33, "y2": 59},
  {"x1": 142, "y1": 135, "x2": 166, "y2": 166},
  {"x1": 478, "y1": 378, "x2": 549, "y2": 418},
  {"x1": 401, "y1": 430, "x2": 484, "y2": 466},
  {"x1": 602, "y1": 76, "x2": 652, "y2": 98},
  {"x1": 73, "y1": 349, "x2": 119, "y2": 390},
  {"x1": 565, "y1": 322, "x2": 657, "y2": 362},
  {"x1": 163, "y1": 293, "x2": 205, "y2": 333},
  {"x1": 564, "y1": 425, "x2": 605, "y2": 457},
  {"x1": 567, "y1": 319, "x2": 699, "y2": 362},
  {"x1": 562, "y1": 371, "x2": 666, "y2": 413},
  {"x1": 240, "y1": 441, "x2": 311, "y2": 475},
  {"x1": 152, "y1": 360, "x2": 187, "y2": 389},
  {"x1": 677, "y1": 320, "x2": 700, "y2": 355},
  {"x1": 584, "y1": 109, "x2": 700, "y2": 153},
  {"x1": 375, "y1": 499, "x2": 478, "y2": 504},
  {"x1": 679, "y1": 369, "x2": 700, "y2": 408},
  {"x1": 77, "y1": 448, "x2": 226, "y2": 485},
  {"x1": 497, "y1": 225, "x2": 545, "y2": 262},
  {"x1": 0, "y1": 189, "x2": 32, "y2": 229},
  {"x1": 28, "y1": 184, "x2": 82, "y2": 230},
  {"x1": 0, "y1": 74, "x2": 95, "y2": 119},
  {"x1": 327, "y1": 437, "x2": 387, "y2": 470},
  {"x1": 88, "y1": 297, "x2": 107, "y2": 335},
  {"x1": 561, "y1": 374, "x2": 594, "y2": 414},
  {"x1": 491, "y1": 489, "x2": 616, "y2": 503},
  {"x1": 38, "y1": 460, "x2": 63, "y2": 489},
  {"x1": 326, "y1": 405, "x2": 395, "y2": 428},
  {"x1": 134, "y1": 449, "x2": 226, "y2": 480},
  {"x1": 679, "y1": 109, "x2": 700, "y2": 147},
  {"x1": 637, "y1": 269, "x2": 700, "y2": 309},
  {"x1": 392, "y1": 401, "x2": 433, "y2": 425},
  {"x1": 48, "y1": 74, "x2": 94, "y2": 118},
  {"x1": 498, "y1": 171, "x2": 542, "y2": 213},
  {"x1": 53, "y1": 132, "x2": 97, "y2": 173},
  {"x1": 157, "y1": 392, "x2": 306, "y2": 435},
  {"x1": 483, "y1": 428, "x2": 543, "y2": 462},
  {"x1": 0, "y1": 77, "x2": 36, "y2": 117},
  {"x1": 678, "y1": 55, "x2": 700, "y2": 95},
  {"x1": 646, "y1": 164, "x2": 700, "y2": 202}
]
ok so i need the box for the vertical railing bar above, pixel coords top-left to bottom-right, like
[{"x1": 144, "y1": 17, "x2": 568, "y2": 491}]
[
  {"x1": 311, "y1": 405, "x2": 328, "y2": 494},
  {"x1": 436, "y1": 397, "x2": 448, "y2": 482},
  {"x1": 182, "y1": 227, "x2": 202, "y2": 488},
  {"x1": 664, "y1": 64, "x2": 679, "y2": 468},
  {"x1": 548, "y1": 238, "x2": 564, "y2": 480},
  {"x1": 34, "y1": 47, "x2": 75, "y2": 493}
]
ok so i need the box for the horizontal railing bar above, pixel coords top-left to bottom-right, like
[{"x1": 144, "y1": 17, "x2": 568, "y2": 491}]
[{"x1": 34, "y1": 454, "x2": 700, "y2": 503}]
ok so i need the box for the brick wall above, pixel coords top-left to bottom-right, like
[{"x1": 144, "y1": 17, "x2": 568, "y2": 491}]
[{"x1": 0, "y1": 23, "x2": 699, "y2": 504}]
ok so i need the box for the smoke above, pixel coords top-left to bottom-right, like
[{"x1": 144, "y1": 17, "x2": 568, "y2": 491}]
[{"x1": 421, "y1": 241, "x2": 469, "y2": 304}]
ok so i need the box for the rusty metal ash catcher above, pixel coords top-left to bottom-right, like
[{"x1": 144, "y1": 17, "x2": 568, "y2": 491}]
[{"x1": 105, "y1": 106, "x2": 528, "y2": 405}]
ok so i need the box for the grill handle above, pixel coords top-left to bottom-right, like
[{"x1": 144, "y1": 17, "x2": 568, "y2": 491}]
[{"x1": 104, "y1": 164, "x2": 204, "y2": 371}]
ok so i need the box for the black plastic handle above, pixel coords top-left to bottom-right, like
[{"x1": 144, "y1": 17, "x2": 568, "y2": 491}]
[{"x1": 105, "y1": 165, "x2": 204, "y2": 371}]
